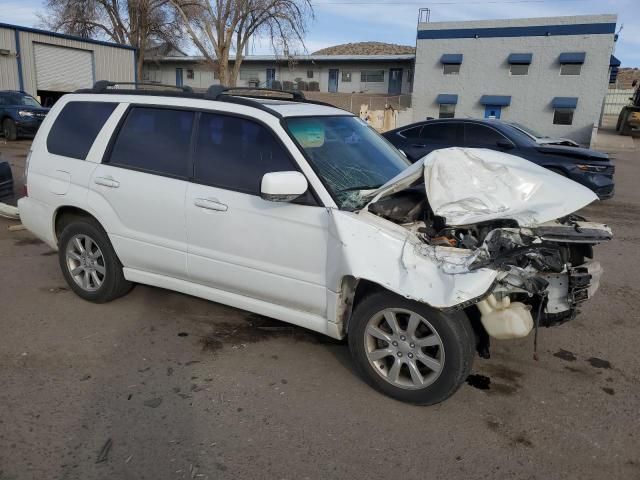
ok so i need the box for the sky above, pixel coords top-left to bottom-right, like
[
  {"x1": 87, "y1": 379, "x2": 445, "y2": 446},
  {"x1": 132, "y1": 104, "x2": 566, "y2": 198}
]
[{"x1": 3, "y1": 0, "x2": 640, "y2": 66}]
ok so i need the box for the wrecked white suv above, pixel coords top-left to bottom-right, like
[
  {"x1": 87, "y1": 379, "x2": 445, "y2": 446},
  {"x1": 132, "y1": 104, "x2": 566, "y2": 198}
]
[{"x1": 19, "y1": 83, "x2": 611, "y2": 405}]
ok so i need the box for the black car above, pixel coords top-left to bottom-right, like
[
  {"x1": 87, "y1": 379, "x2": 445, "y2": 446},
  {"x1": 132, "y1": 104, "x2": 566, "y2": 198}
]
[
  {"x1": 383, "y1": 119, "x2": 614, "y2": 199},
  {"x1": 0, "y1": 91, "x2": 49, "y2": 141}
]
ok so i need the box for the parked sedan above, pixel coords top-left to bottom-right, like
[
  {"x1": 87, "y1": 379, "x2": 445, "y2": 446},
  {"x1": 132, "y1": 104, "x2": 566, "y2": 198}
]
[
  {"x1": 383, "y1": 119, "x2": 614, "y2": 199},
  {"x1": 0, "y1": 91, "x2": 49, "y2": 140}
]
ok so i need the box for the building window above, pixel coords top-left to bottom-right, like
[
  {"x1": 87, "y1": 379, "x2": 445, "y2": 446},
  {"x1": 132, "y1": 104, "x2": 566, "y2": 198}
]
[
  {"x1": 560, "y1": 64, "x2": 582, "y2": 76},
  {"x1": 342, "y1": 71, "x2": 352, "y2": 82},
  {"x1": 307, "y1": 70, "x2": 314, "y2": 79},
  {"x1": 443, "y1": 64, "x2": 460, "y2": 75},
  {"x1": 187, "y1": 69, "x2": 194, "y2": 79},
  {"x1": 239, "y1": 69, "x2": 260, "y2": 80},
  {"x1": 510, "y1": 64, "x2": 529, "y2": 76},
  {"x1": 553, "y1": 108, "x2": 575, "y2": 125},
  {"x1": 361, "y1": 70, "x2": 384, "y2": 82},
  {"x1": 439, "y1": 104, "x2": 455, "y2": 119}
]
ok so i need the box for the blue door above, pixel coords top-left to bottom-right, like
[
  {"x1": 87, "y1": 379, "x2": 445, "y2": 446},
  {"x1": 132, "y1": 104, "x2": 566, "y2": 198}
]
[
  {"x1": 484, "y1": 105, "x2": 502, "y2": 119},
  {"x1": 388, "y1": 68, "x2": 403, "y2": 94},
  {"x1": 266, "y1": 68, "x2": 276, "y2": 88},
  {"x1": 328, "y1": 69, "x2": 339, "y2": 93},
  {"x1": 175, "y1": 68, "x2": 183, "y2": 87}
]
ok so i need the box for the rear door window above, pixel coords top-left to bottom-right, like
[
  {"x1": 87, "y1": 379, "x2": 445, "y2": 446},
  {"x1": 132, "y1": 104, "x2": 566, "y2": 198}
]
[
  {"x1": 193, "y1": 113, "x2": 296, "y2": 195},
  {"x1": 107, "y1": 107, "x2": 194, "y2": 178},
  {"x1": 464, "y1": 123, "x2": 508, "y2": 147},
  {"x1": 47, "y1": 101, "x2": 118, "y2": 159},
  {"x1": 420, "y1": 122, "x2": 461, "y2": 144}
]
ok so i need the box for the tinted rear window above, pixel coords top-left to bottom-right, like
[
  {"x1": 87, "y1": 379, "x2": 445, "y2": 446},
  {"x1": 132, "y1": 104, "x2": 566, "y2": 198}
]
[
  {"x1": 47, "y1": 102, "x2": 117, "y2": 159},
  {"x1": 108, "y1": 107, "x2": 194, "y2": 178},
  {"x1": 420, "y1": 123, "x2": 460, "y2": 143}
]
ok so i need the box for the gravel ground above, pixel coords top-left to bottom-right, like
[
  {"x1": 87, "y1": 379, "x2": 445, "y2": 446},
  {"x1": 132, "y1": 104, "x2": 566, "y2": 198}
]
[{"x1": 1, "y1": 135, "x2": 639, "y2": 480}]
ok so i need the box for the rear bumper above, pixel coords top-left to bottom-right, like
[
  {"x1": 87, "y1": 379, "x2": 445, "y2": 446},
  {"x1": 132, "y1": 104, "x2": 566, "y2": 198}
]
[{"x1": 17, "y1": 196, "x2": 57, "y2": 249}]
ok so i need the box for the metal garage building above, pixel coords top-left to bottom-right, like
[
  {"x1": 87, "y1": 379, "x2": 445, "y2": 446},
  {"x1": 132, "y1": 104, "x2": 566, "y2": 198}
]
[{"x1": 0, "y1": 23, "x2": 135, "y2": 106}]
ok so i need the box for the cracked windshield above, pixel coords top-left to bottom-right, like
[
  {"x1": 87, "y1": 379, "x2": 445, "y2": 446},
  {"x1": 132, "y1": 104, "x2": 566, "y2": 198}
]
[{"x1": 285, "y1": 116, "x2": 410, "y2": 209}]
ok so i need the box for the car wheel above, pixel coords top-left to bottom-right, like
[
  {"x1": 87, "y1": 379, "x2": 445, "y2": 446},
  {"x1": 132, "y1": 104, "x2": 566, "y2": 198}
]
[
  {"x1": 58, "y1": 218, "x2": 132, "y2": 303},
  {"x1": 348, "y1": 290, "x2": 475, "y2": 405},
  {"x1": 2, "y1": 119, "x2": 17, "y2": 141}
]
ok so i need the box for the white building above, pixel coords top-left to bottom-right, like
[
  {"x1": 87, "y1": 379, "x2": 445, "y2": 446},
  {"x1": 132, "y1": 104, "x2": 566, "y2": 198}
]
[
  {"x1": 412, "y1": 15, "x2": 618, "y2": 143},
  {"x1": 0, "y1": 23, "x2": 135, "y2": 106},
  {"x1": 143, "y1": 43, "x2": 414, "y2": 95}
]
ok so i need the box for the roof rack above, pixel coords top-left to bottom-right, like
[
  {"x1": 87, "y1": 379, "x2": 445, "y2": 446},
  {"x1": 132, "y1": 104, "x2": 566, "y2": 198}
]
[
  {"x1": 78, "y1": 80, "x2": 194, "y2": 93},
  {"x1": 74, "y1": 81, "x2": 342, "y2": 118},
  {"x1": 205, "y1": 85, "x2": 305, "y2": 101}
]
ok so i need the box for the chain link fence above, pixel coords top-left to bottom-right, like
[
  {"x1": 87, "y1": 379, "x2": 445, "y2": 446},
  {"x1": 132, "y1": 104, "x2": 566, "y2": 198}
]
[{"x1": 304, "y1": 92, "x2": 412, "y2": 114}]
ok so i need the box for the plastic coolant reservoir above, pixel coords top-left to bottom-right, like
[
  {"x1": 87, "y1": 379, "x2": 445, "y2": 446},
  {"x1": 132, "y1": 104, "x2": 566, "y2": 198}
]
[{"x1": 477, "y1": 295, "x2": 534, "y2": 340}]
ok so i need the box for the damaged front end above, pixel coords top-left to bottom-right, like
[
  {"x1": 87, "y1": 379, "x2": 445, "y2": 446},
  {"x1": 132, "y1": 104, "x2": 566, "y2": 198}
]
[{"x1": 363, "y1": 147, "x2": 612, "y2": 347}]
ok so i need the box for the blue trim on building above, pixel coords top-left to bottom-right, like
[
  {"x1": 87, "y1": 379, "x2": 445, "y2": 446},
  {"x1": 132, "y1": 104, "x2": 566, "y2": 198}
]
[
  {"x1": 436, "y1": 94, "x2": 458, "y2": 104},
  {"x1": 552, "y1": 97, "x2": 578, "y2": 109},
  {"x1": 14, "y1": 29, "x2": 24, "y2": 91},
  {"x1": 559, "y1": 52, "x2": 586, "y2": 64},
  {"x1": 440, "y1": 53, "x2": 463, "y2": 64},
  {"x1": 0, "y1": 22, "x2": 135, "y2": 51},
  {"x1": 418, "y1": 22, "x2": 616, "y2": 40},
  {"x1": 480, "y1": 95, "x2": 511, "y2": 106},
  {"x1": 508, "y1": 53, "x2": 532, "y2": 65},
  {"x1": 609, "y1": 55, "x2": 621, "y2": 67}
]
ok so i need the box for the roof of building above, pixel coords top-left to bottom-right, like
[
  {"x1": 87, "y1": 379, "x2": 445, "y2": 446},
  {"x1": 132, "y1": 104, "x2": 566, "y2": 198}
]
[
  {"x1": 145, "y1": 53, "x2": 416, "y2": 63},
  {"x1": 312, "y1": 42, "x2": 416, "y2": 56},
  {"x1": 0, "y1": 22, "x2": 135, "y2": 51}
]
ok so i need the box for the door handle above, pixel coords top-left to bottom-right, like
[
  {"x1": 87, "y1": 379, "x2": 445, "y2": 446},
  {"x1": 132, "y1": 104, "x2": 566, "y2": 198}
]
[
  {"x1": 94, "y1": 176, "x2": 120, "y2": 188},
  {"x1": 194, "y1": 198, "x2": 228, "y2": 212},
  {"x1": 411, "y1": 144, "x2": 428, "y2": 148}
]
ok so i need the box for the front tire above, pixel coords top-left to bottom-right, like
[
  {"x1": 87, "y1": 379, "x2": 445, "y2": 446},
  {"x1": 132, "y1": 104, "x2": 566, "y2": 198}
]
[
  {"x1": 2, "y1": 119, "x2": 17, "y2": 141},
  {"x1": 58, "y1": 218, "x2": 132, "y2": 303},
  {"x1": 348, "y1": 291, "x2": 475, "y2": 405}
]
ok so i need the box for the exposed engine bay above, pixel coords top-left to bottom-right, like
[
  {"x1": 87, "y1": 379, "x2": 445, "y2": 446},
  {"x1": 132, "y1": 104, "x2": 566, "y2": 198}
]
[{"x1": 361, "y1": 148, "x2": 612, "y2": 352}]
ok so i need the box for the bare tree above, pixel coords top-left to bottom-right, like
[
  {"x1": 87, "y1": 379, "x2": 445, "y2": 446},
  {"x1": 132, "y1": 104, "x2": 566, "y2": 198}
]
[
  {"x1": 41, "y1": 0, "x2": 181, "y2": 82},
  {"x1": 169, "y1": 0, "x2": 313, "y2": 87}
]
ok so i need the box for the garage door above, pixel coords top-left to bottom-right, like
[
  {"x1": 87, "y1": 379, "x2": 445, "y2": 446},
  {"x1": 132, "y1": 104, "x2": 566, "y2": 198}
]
[{"x1": 34, "y1": 43, "x2": 94, "y2": 92}]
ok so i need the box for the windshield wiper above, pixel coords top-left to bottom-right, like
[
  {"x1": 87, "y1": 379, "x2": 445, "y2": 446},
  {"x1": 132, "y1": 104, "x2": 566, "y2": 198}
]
[{"x1": 338, "y1": 184, "x2": 382, "y2": 193}]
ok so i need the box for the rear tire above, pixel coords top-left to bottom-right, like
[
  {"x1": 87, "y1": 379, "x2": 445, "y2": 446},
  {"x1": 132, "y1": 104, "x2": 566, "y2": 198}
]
[
  {"x1": 58, "y1": 218, "x2": 132, "y2": 303},
  {"x1": 2, "y1": 119, "x2": 17, "y2": 141},
  {"x1": 348, "y1": 290, "x2": 475, "y2": 405}
]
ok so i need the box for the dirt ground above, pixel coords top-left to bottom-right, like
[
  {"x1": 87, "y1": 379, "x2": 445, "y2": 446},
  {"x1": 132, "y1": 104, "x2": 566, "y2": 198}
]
[{"x1": 1, "y1": 134, "x2": 639, "y2": 480}]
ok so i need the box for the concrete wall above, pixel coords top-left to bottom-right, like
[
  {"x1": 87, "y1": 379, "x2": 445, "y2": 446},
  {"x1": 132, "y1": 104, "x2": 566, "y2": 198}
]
[
  {"x1": 413, "y1": 15, "x2": 617, "y2": 144},
  {"x1": 143, "y1": 59, "x2": 413, "y2": 94},
  {"x1": 603, "y1": 88, "x2": 635, "y2": 116},
  {"x1": 0, "y1": 27, "x2": 20, "y2": 91}
]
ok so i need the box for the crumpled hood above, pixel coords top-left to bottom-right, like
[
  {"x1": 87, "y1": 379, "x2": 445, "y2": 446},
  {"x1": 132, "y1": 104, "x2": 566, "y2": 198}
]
[{"x1": 366, "y1": 147, "x2": 598, "y2": 227}]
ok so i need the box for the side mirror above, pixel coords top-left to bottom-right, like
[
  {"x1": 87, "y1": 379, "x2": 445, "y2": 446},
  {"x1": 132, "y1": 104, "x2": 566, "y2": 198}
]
[
  {"x1": 261, "y1": 171, "x2": 308, "y2": 202},
  {"x1": 496, "y1": 139, "x2": 515, "y2": 150}
]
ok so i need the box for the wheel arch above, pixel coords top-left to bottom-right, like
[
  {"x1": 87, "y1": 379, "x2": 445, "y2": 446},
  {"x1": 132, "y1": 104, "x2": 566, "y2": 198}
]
[{"x1": 53, "y1": 205, "x2": 104, "y2": 243}]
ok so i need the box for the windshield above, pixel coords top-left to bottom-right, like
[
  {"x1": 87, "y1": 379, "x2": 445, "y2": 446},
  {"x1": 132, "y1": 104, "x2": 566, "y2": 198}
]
[
  {"x1": 510, "y1": 122, "x2": 546, "y2": 139},
  {"x1": 3, "y1": 93, "x2": 41, "y2": 108},
  {"x1": 285, "y1": 116, "x2": 410, "y2": 209}
]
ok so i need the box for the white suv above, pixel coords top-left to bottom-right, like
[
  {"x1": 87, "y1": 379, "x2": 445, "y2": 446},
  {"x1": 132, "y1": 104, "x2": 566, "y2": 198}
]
[{"x1": 19, "y1": 83, "x2": 611, "y2": 405}]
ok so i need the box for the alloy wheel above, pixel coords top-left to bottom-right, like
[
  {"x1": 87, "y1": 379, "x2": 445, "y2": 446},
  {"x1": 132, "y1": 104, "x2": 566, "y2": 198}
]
[
  {"x1": 65, "y1": 234, "x2": 106, "y2": 292},
  {"x1": 364, "y1": 308, "x2": 445, "y2": 389}
]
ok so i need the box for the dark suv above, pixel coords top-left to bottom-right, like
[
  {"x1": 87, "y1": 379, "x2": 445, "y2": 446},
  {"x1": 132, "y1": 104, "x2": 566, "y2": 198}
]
[
  {"x1": 383, "y1": 118, "x2": 615, "y2": 199},
  {"x1": 0, "y1": 91, "x2": 49, "y2": 140}
]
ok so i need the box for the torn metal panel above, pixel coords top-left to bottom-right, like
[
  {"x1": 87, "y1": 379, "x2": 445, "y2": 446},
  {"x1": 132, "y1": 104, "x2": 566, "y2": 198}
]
[{"x1": 327, "y1": 209, "x2": 498, "y2": 309}]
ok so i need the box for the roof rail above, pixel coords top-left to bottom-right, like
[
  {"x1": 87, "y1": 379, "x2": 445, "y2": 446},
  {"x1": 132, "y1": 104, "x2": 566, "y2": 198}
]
[
  {"x1": 205, "y1": 85, "x2": 305, "y2": 101},
  {"x1": 79, "y1": 80, "x2": 194, "y2": 93}
]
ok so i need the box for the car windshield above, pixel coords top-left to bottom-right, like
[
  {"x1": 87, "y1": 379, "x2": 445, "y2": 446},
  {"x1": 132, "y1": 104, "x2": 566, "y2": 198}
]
[
  {"x1": 3, "y1": 93, "x2": 41, "y2": 107},
  {"x1": 285, "y1": 116, "x2": 410, "y2": 209},
  {"x1": 510, "y1": 122, "x2": 546, "y2": 139}
]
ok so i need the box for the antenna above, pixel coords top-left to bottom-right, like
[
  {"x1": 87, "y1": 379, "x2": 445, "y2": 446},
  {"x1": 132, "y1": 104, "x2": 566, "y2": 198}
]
[{"x1": 418, "y1": 8, "x2": 430, "y2": 24}]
